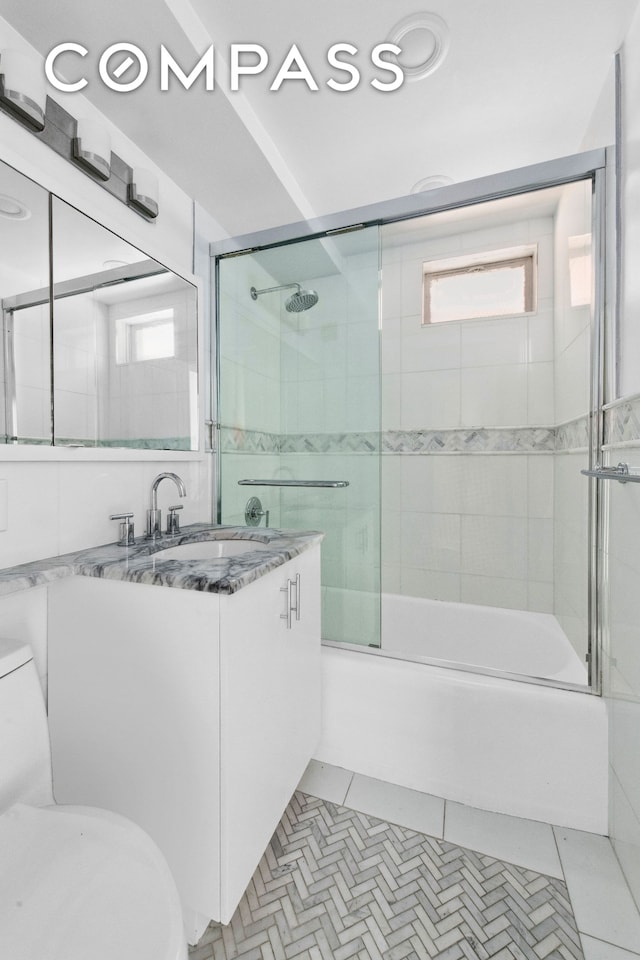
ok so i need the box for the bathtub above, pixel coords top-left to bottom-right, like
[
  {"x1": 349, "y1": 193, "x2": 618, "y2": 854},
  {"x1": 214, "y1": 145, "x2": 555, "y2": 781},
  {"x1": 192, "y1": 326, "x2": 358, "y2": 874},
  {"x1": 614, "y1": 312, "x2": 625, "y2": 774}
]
[
  {"x1": 381, "y1": 593, "x2": 588, "y2": 685},
  {"x1": 316, "y1": 594, "x2": 607, "y2": 832}
]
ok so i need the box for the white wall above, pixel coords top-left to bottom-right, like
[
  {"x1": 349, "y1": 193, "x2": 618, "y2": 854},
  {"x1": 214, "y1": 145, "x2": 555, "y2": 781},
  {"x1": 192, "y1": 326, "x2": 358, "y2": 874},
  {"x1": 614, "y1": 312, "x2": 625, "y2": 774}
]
[
  {"x1": 620, "y1": 20, "x2": 640, "y2": 399},
  {"x1": 605, "y1": 1, "x2": 640, "y2": 911}
]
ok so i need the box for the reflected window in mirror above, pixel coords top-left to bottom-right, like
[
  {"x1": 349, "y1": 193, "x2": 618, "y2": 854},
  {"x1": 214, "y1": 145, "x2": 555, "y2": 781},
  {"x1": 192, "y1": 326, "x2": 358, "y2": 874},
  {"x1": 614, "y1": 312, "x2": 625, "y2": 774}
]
[
  {"x1": 51, "y1": 197, "x2": 199, "y2": 451},
  {"x1": 116, "y1": 309, "x2": 176, "y2": 364},
  {"x1": 0, "y1": 161, "x2": 199, "y2": 453}
]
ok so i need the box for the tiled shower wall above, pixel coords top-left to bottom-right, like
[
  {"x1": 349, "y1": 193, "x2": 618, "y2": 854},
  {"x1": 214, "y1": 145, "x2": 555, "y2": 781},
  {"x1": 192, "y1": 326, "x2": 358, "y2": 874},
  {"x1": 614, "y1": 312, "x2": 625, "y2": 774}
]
[
  {"x1": 218, "y1": 242, "x2": 381, "y2": 645},
  {"x1": 218, "y1": 254, "x2": 283, "y2": 529},
  {"x1": 54, "y1": 293, "x2": 106, "y2": 443},
  {"x1": 380, "y1": 214, "x2": 559, "y2": 614},
  {"x1": 552, "y1": 181, "x2": 592, "y2": 663},
  {"x1": 220, "y1": 201, "x2": 593, "y2": 648},
  {"x1": 13, "y1": 303, "x2": 51, "y2": 441},
  {"x1": 102, "y1": 287, "x2": 197, "y2": 447}
]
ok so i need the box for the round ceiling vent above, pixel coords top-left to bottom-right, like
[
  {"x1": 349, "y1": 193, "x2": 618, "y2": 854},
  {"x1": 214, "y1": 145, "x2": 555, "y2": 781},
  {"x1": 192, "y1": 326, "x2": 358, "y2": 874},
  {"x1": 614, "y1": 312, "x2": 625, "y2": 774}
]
[
  {"x1": 410, "y1": 175, "x2": 454, "y2": 194},
  {"x1": 102, "y1": 259, "x2": 129, "y2": 269},
  {"x1": 387, "y1": 12, "x2": 450, "y2": 82},
  {"x1": 0, "y1": 193, "x2": 30, "y2": 221}
]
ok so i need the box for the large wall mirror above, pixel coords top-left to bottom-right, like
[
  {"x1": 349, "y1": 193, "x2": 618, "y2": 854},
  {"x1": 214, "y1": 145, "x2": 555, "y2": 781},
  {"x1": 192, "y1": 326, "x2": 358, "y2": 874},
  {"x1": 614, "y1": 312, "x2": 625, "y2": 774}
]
[{"x1": 1, "y1": 158, "x2": 199, "y2": 451}]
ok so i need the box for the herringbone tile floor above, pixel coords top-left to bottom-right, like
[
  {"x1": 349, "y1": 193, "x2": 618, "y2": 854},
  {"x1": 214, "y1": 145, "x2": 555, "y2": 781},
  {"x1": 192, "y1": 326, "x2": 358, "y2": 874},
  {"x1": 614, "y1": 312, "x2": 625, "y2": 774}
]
[{"x1": 190, "y1": 792, "x2": 583, "y2": 960}]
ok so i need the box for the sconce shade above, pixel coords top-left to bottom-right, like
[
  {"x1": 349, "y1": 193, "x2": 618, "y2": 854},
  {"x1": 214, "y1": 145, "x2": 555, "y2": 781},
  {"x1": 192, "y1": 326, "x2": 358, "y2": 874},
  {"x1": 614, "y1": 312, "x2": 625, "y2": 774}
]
[
  {"x1": 128, "y1": 167, "x2": 159, "y2": 219},
  {"x1": 0, "y1": 48, "x2": 47, "y2": 131},
  {"x1": 73, "y1": 118, "x2": 112, "y2": 181}
]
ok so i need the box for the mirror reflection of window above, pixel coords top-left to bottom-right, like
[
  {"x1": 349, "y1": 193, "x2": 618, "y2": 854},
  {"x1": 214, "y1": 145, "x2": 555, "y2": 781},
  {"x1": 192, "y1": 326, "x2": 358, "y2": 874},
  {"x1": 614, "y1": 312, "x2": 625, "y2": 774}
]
[
  {"x1": 568, "y1": 234, "x2": 592, "y2": 308},
  {"x1": 126, "y1": 311, "x2": 175, "y2": 364},
  {"x1": 51, "y1": 197, "x2": 199, "y2": 451},
  {"x1": 0, "y1": 162, "x2": 200, "y2": 452}
]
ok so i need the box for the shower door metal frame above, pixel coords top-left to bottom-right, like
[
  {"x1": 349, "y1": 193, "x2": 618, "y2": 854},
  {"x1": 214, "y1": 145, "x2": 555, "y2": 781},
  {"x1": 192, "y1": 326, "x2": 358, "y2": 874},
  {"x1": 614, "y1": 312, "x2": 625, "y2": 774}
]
[{"x1": 211, "y1": 147, "x2": 610, "y2": 696}]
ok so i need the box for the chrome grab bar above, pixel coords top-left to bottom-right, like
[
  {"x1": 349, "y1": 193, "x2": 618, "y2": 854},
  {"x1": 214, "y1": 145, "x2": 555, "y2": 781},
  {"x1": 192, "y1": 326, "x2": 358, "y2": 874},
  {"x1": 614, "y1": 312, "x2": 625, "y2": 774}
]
[
  {"x1": 581, "y1": 462, "x2": 640, "y2": 484},
  {"x1": 238, "y1": 479, "x2": 349, "y2": 488}
]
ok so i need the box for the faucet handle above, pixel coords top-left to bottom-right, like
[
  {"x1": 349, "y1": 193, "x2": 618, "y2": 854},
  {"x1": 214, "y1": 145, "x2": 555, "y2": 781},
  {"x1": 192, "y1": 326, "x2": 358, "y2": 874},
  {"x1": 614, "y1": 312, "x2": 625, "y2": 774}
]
[
  {"x1": 110, "y1": 512, "x2": 135, "y2": 546},
  {"x1": 166, "y1": 504, "x2": 183, "y2": 536}
]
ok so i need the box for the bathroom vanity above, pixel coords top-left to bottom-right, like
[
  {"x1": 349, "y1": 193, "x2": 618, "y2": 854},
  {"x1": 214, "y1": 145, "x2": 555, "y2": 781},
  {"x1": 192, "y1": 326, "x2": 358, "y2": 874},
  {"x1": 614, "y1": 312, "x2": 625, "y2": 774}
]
[{"x1": 30, "y1": 527, "x2": 323, "y2": 941}]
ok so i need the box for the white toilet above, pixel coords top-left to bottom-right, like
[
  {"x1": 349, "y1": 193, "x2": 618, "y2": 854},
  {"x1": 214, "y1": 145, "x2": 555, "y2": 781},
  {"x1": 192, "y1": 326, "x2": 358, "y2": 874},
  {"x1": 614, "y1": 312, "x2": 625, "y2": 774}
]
[{"x1": 0, "y1": 637, "x2": 188, "y2": 960}]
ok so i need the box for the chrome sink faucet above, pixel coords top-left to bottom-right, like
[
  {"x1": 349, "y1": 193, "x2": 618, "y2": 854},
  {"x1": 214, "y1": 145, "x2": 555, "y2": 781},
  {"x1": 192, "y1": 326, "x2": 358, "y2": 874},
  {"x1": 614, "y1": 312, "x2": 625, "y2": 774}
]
[{"x1": 147, "y1": 472, "x2": 187, "y2": 538}]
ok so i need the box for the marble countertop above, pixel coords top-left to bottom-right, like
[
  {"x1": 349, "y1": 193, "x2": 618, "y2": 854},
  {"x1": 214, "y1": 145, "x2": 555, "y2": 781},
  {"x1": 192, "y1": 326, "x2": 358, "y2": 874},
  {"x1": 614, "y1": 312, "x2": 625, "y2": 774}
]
[{"x1": 0, "y1": 524, "x2": 323, "y2": 599}]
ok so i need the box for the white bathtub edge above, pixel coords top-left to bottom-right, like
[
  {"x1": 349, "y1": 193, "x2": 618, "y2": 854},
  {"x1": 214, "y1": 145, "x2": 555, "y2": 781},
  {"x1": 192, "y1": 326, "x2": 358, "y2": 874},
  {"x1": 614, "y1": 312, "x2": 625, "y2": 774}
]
[{"x1": 316, "y1": 646, "x2": 608, "y2": 834}]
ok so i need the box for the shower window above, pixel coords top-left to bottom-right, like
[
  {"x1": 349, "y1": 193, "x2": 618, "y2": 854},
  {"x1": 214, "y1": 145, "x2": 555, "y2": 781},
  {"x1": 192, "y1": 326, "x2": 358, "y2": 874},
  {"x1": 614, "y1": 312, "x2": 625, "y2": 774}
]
[{"x1": 423, "y1": 247, "x2": 536, "y2": 324}]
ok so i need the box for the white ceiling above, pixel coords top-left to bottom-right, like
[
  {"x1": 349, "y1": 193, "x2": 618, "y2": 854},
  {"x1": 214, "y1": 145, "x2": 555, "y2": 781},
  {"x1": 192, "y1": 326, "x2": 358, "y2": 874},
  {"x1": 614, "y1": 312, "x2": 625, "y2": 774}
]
[{"x1": 0, "y1": 0, "x2": 637, "y2": 239}]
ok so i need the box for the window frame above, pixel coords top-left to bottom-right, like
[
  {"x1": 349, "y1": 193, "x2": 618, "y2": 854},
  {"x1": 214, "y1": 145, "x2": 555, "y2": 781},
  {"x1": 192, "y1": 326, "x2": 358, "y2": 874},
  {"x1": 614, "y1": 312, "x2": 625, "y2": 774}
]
[
  {"x1": 422, "y1": 249, "x2": 536, "y2": 325},
  {"x1": 114, "y1": 307, "x2": 177, "y2": 365}
]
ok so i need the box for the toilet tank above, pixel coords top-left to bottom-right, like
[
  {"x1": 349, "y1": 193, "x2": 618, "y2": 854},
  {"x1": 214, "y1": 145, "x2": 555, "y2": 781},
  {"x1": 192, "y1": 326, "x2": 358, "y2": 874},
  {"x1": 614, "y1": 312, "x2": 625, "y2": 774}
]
[{"x1": 0, "y1": 638, "x2": 54, "y2": 812}]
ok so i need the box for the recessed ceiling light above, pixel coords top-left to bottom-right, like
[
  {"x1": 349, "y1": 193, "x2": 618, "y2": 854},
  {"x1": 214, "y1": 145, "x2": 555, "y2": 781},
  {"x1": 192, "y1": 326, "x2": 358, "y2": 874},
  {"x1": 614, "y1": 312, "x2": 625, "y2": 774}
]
[
  {"x1": 411, "y1": 175, "x2": 454, "y2": 193},
  {"x1": 102, "y1": 259, "x2": 129, "y2": 269},
  {"x1": 388, "y1": 12, "x2": 450, "y2": 82},
  {"x1": 0, "y1": 193, "x2": 31, "y2": 220}
]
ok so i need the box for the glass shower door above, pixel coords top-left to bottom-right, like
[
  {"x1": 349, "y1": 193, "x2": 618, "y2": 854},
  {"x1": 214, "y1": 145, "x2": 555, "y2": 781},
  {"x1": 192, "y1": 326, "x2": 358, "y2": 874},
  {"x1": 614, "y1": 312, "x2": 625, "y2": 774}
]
[{"x1": 216, "y1": 226, "x2": 381, "y2": 646}]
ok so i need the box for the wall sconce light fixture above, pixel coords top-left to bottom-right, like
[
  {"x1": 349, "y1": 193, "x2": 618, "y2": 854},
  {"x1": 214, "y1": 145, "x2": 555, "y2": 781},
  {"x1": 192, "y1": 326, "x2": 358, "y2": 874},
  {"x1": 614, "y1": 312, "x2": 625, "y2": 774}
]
[
  {"x1": 128, "y1": 167, "x2": 159, "y2": 219},
  {"x1": 0, "y1": 51, "x2": 159, "y2": 221},
  {"x1": 0, "y1": 48, "x2": 47, "y2": 131},
  {"x1": 73, "y1": 117, "x2": 112, "y2": 181}
]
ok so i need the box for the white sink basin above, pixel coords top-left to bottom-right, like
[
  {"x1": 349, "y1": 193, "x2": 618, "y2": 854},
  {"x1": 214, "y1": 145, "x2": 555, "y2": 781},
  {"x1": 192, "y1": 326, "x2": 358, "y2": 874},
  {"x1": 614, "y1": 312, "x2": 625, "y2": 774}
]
[{"x1": 153, "y1": 539, "x2": 270, "y2": 560}]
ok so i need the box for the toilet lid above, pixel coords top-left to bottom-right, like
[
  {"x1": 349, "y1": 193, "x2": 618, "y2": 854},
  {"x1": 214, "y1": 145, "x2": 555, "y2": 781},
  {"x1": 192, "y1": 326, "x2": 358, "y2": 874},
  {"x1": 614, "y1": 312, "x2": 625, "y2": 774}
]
[{"x1": 0, "y1": 803, "x2": 186, "y2": 960}]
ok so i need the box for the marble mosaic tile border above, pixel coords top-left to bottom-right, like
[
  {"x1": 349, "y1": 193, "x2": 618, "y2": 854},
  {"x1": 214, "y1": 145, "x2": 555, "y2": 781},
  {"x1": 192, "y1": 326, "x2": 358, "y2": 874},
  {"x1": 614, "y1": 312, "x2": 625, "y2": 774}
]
[
  {"x1": 5, "y1": 436, "x2": 192, "y2": 450},
  {"x1": 604, "y1": 394, "x2": 640, "y2": 446},
  {"x1": 220, "y1": 427, "x2": 281, "y2": 454},
  {"x1": 383, "y1": 427, "x2": 556, "y2": 454},
  {"x1": 221, "y1": 418, "x2": 589, "y2": 455},
  {"x1": 554, "y1": 415, "x2": 590, "y2": 452}
]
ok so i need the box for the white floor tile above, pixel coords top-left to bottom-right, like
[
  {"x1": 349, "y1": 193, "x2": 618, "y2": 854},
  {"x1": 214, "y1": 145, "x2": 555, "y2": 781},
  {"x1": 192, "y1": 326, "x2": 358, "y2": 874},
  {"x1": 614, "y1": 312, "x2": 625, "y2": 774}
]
[
  {"x1": 297, "y1": 760, "x2": 353, "y2": 805},
  {"x1": 554, "y1": 827, "x2": 640, "y2": 953},
  {"x1": 581, "y1": 934, "x2": 640, "y2": 959},
  {"x1": 344, "y1": 774, "x2": 445, "y2": 838},
  {"x1": 444, "y1": 800, "x2": 563, "y2": 879}
]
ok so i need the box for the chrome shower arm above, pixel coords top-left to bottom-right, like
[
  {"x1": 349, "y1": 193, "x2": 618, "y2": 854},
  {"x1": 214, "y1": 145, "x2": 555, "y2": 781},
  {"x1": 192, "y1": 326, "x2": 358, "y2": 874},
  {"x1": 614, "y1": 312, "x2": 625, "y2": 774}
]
[{"x1": 250, "y1": 283, "x2": 300, "y2": 300}]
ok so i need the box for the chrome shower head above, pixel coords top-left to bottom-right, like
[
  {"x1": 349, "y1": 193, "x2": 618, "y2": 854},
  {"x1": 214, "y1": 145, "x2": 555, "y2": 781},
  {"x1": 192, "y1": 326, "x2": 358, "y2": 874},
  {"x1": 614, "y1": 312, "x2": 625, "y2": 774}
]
[
  {"x1": 285, "y1": 288, "x2": 319, "y2": 313},
  {"x1": 250, "y1": 281, "x2": 319, "y2": 312}
]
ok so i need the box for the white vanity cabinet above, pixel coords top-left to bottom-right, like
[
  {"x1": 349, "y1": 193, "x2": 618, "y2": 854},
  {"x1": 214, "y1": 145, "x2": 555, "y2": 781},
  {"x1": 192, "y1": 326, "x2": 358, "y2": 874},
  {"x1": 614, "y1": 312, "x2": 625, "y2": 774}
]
[
  {"x1": 47, "y1": 544, "x2": 321, "y2": 940},
  {"x1": 218, "y1": 546, "x2": 321, "y2": 921}
]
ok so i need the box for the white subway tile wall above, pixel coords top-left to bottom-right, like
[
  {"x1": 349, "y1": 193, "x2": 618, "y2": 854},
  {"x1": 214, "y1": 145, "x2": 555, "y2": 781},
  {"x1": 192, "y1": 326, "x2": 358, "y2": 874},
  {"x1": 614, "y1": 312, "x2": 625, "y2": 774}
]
[{"x1": 380, "y1": 189, "x2": 592, "y2": 639}]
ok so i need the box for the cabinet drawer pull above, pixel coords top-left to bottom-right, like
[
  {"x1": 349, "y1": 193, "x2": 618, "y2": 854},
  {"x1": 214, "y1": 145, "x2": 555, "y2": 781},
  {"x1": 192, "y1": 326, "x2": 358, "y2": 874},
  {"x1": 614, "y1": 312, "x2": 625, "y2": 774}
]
[
  {"x1": 280, "y1": 574, "x2": 301, "y2": 629},
  {"x1": 280, "y1": 579, "x2": 293, "y2": 629}
]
